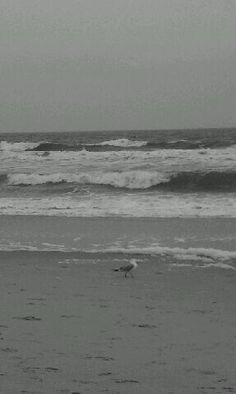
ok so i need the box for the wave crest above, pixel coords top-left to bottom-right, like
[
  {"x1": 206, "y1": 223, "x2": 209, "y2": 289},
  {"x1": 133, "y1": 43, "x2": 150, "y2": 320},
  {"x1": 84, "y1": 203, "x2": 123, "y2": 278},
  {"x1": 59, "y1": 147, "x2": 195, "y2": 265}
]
[
  {"x1": 5, "y1": 170, "x2": 236, "y2": 191},
  {"x1": 7, "y1": 171, "x2": 169, "y2": 189},
  {"x1": 2, "y1": 138, "x2": 236, "y2": 153},
  {"x1": 31, "y1": 139, "x2": 148, "y2": 151},
  {"x1": 0, "y1": 141, "x2": 40, "y2": 152},
  {"x1": 95, "y1": 138, "x2": 147, "y2": 148}
]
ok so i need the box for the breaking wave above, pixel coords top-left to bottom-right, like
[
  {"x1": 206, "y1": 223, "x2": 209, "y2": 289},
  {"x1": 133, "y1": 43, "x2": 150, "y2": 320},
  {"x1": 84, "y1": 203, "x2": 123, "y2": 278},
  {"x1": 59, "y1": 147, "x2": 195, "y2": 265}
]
[
  {"x1": 6, "y1": 171, "x2": 169, "y2": 189},
  {"x1": 30, "y1": 140, "x2": 148, "y2": 151},
  {"x1": 93, "y1": 138, "x2": 148, "y2": 148},
  {"x1": 28, "y1": 140, "x2": 236, "y2": 151},
  {"x1": 26, "y1": 140, "x2": 236, "y2": 151},
  {"x1": 2, "y1": 138, "x2": 235, "y2": 153},
  {"x1": 3, "y1": 170, "x2": 236, "y2": 192},
  {"x1": 0, "y1": 141, "x2": 40, "y2": 152}
]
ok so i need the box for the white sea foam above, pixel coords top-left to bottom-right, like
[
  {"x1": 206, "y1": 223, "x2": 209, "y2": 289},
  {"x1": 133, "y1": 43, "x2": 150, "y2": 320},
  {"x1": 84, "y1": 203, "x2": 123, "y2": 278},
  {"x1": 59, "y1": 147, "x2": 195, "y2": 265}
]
[
  {"x1": 94, "y1": 138, "x2": 147, "y2": 148},
  {"x1": 1, "y1": 239, "x2": 234, "y2": 269},
  {"x1": 7, "y1": 170, "x2": 169, "y2": 189},
  {"x1": 0, "y1": 226, "x2": 235, "y2": 267},
  {"x1": 0, "y1": 192, "x2": 236, "y2": 217},
  {"x1": 0, "y1": 141, "x2": 40, "y2": 152},
  {"x1": 200, "y1": 262, "x2": 235, "y2": 270},
  {"x1": 89, "y1": 244, "x2": 236, "y2": 264},
  {"x1": 2, "y1": 146, "x2": 236, "y2": 179},
  {"x1": 0, "y1": 241, "x2": 39, "y2": 251},
  {"x1": 0, "y1": 241, "x2": 73, "y2": 252},
  {"x1": 170, "y1": 262, "x2": 235, "y2": 269}
]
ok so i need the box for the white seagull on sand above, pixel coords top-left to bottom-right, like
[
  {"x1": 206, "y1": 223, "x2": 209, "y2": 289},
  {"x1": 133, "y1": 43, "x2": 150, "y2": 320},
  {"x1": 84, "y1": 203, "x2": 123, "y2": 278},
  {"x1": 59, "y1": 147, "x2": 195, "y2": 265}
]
[{"x1": 113, "y1": 258, "x2": 138, "y2": 278}]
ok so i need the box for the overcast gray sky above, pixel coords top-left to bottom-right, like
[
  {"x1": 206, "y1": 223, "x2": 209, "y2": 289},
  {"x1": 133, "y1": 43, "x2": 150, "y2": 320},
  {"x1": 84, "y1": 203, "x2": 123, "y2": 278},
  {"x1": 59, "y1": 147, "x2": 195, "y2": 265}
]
[{"x1": 1, "y1": 0, "x2": 236, "y2": 132}]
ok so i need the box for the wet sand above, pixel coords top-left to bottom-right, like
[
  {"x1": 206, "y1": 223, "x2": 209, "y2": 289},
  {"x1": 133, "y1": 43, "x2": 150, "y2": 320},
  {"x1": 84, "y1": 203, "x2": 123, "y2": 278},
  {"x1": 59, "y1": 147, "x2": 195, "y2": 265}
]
[
  {"x1": 0, "y1": 251, "x2": 236, "y2": 393},
  {"x1": 1, "y1": 215, "x2": 236, "y2": 252}
]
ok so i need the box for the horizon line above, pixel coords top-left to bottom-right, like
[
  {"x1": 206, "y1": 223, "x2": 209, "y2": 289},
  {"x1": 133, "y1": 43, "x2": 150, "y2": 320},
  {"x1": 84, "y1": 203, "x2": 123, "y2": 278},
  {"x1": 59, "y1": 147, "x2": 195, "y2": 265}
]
[{"x1": 0, "y1": 126, "x2": 236, "y2": 134}]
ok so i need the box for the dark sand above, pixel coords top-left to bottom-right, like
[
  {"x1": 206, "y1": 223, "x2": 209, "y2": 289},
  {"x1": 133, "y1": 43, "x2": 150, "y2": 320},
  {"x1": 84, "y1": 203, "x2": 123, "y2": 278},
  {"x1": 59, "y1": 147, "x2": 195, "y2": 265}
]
[{"x1": 0, "y1": 251, "x2": 236, "y2": 393}]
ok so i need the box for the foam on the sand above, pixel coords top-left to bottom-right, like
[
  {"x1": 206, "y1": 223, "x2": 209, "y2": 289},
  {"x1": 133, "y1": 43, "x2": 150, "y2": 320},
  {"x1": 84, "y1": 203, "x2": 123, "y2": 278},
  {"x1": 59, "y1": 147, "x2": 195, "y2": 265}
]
[
  {"x1": 1, "y1": 237, "x2": 236, "y2": 266},
  {"x1": 171, "y1": 261, "x2": 235, "y2": 270},
  {"x1": 92, "y1": 244, "x2": 236, "y2": 263}
]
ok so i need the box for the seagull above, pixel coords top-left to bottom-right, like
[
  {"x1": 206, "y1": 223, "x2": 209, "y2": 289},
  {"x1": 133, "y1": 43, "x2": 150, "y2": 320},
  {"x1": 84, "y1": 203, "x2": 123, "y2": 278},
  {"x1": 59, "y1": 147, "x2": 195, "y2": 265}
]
[{"x1": 113, "y1": 258, "x2": 138, "y2": 278}]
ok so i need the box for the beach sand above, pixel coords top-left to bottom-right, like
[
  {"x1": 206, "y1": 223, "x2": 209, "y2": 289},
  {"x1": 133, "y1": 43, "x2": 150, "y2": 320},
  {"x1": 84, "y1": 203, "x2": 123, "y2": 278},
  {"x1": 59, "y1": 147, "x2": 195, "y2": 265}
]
[{"x1": 0, "y1": 250, "x2": 236, "y2": 394}]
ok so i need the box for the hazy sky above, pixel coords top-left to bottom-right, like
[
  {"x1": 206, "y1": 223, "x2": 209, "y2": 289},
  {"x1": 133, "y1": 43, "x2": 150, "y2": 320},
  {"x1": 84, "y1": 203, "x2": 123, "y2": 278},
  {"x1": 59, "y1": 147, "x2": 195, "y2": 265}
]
[{"x1": 1, "y1": 0, "x2": 236, "y2": 132}]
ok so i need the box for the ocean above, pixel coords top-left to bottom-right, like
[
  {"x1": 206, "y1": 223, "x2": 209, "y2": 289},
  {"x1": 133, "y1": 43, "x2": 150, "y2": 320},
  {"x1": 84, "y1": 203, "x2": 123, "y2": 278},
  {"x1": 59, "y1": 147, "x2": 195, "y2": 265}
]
[
  {"x1": 0, "y1": 128, "x2": 236, "y2": 218},
  {"x1": 1, "y1": 128, "x2": 236, "y2": 265}
]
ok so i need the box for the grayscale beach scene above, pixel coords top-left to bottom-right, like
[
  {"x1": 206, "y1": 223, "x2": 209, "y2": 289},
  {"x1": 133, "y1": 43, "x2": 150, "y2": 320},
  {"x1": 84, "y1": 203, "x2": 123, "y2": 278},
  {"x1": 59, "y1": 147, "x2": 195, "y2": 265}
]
[{"x1": 1, "y1": 1, "x2": 236, "y2": 393}]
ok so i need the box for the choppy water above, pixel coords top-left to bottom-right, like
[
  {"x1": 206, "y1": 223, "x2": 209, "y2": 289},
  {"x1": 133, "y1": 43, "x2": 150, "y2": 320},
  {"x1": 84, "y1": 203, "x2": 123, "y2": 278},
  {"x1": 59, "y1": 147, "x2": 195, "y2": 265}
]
[{"x1": 1, "y1": 128, "x2": 236, "y2": 217}]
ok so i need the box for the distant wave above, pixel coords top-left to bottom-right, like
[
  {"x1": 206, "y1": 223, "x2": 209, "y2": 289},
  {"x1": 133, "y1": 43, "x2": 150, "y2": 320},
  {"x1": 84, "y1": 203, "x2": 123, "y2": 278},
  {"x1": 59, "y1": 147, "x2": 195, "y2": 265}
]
[
  {"x1": 30, "y1": 140, "x2": 148, "y2": 152},
  {"x1": 93, "y1": 138, "x2": 148, "y2": 148},
  {"x1": 30, "y1": 142, "x2": 76, "y2": 151},
  {"x1": 1, "y1": 138, "x2": 235, "y2": 153},
  {"x1": 3, "y1": 170, "x2": 236, "y2": 192},
  {"x1": 146, "y1": 140, "x2": 236, "y2": 150},
  {"x1": 28, "y1": 140, "x2": 236, "y2": 151}
]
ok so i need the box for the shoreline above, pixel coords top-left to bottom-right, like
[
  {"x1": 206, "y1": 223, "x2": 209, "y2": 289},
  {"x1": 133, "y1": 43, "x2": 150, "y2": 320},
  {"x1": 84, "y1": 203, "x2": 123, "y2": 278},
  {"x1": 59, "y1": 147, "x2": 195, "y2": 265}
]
[{"x1": 1, "y1": 215, "x2": 236, "y2": 254}]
